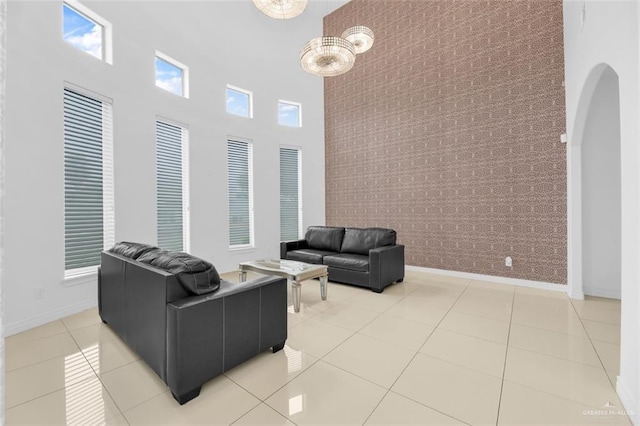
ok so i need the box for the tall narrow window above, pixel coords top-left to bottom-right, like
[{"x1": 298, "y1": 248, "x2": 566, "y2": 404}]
[
  {"x1": 156, "y1": 120, "x2": 189, "y2": 252},
  {"x1": 62, "y1": 1, "x2": 112, "y2": 63},
  {"x1": 227, "y1": 139, "x2": 253, "y2": 248},
  {"x1": 280, "y1": 147, "x2": 302, "y2": 241},
  {"x1": 63, "y1": 87, "x2": 114, "y2": 276}
]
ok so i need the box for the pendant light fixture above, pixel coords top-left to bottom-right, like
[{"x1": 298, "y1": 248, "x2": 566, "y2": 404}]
[
  {"x1": 300, "y1": 36, "x2": 356, "y2": 77},
  {"x1": 300, "y1": 26, "x2": 375, "y2": 77},
  {"x1": 342, "y1": 26, "x2": 375, "y2": 54},
  {"x1": 252, "y1": 0, "x2": 308, "y2": 20}
]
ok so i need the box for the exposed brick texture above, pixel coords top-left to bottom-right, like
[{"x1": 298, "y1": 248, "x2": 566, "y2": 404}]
[{"x1": 324, "y1": 0, "x2": 567, "y2": 284}]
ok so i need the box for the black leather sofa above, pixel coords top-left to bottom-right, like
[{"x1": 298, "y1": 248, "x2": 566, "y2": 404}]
[
  {"x1": 98, "y1": 242, "x2": 287, "y2": 405},
  {"x1": 280, "y1": 226, "x2": 404, "y2": 293}
]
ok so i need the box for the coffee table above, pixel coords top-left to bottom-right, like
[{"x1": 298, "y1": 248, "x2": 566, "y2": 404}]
[{"x1": 238, "y1": 259, "x2": 328, "y2": 313}]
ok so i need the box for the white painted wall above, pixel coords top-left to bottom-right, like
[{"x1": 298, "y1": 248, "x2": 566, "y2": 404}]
[
  {"x1": 4, "y1": 0, "x2": 329, "y2": 335},
  {"x1": 0, "y1": 0, "x2": 6, "y2": 420},
  {"x1": 563, "y1": 1, "x2": 639, "y2": 423},
  {"x1": 581, "y1": 67, "x2": 622, "y2": 299}
]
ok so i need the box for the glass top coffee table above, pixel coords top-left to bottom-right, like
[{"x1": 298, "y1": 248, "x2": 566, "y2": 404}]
[{"x1": 238, "y1": 259, "x2": 328, "y2": 313}]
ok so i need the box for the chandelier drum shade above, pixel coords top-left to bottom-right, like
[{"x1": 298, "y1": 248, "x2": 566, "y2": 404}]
[
  {"x1": 300, "y1": 36, "x2": 356, "y2": 77},
  {"x1": 342, "y1": 26, "x2": 375, "y2": 54},
  {"x1": 252, "y1": 0, "x2": 308, "y2": 19}
]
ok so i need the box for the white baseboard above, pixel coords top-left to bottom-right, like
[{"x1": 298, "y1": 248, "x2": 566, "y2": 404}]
[
  {"x1": 583, "y1": 286, "x2": 622, "y2": 300},
  {"x1": 569, "y1": 288, "x2": 585, "y2": 300},
  {"x1": 4, "y1": 298, "x2": 98, "y2": 337},
  {"x1": 405, "y1": 265, "x2": 568, "y2": 293},
  {"x1": 616, "y1": 377, "x2": 639, "y2": 425}
]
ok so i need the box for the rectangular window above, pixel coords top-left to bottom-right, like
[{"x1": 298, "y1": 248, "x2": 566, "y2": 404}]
[
  {"x1": 227, "y1": 139, "x2": 254, "y2": 248},
  {"x1": 62, "y1": 1, "x2": 112, "y2": 63},
  {"x1": 155, "y1": 52, "x2": 189, "y2": 98},
  {"x1": 278, "y1": 101, "x2": 302, "y2": 127},
  {"x1": 156, "y1": 120, "x2": 190, "y2": 252},
  {"x1": 226, "y1": 85, "x2": 253, "y2": 118},
  {"x1": 280, "y1": 147, "x2": 302, "y2": 241},
  {"x1": 63, "y1": 87, "x2": 114, "y2": 276}
]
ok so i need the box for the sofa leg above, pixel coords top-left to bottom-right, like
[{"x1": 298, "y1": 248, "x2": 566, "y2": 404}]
[
  {"x1": 371, "y1": 287, "x2": 383, "y2": 294},
  {"x1": 272, "y1": 341, "x2": 286, "y2": 353},
  {"x1": 397, "y1": 278, "x2": 404, "y2": 283},
  {"x1": 172, "y1": 386, "x2": 202, "y2": 405}
]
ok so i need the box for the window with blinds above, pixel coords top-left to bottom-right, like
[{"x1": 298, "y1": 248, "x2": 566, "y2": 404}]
[
  {"x1": 63, "y1": 87, "x2": 114, "y2": 276},
  {"x1": 156, "y1": 120, "x2": 189, "y2": 252},
  {"x1": 280, "y1": 147, "x2": 302, "y2": 241},
  {"x1": 227, "y1": 139, "x2": 253, "y2": 248}
]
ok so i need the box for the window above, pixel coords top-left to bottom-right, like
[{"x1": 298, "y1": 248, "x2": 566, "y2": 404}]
[
  {"x1": 156, "y1": 120, "x2": 190, "y2": 252},
  {"x1": 62, "y1": 1, "x2": 112, "y2": 63},
  {"x1": 63, "y1": 87, "x2": 114, "y2": 276},
  {"x1": 278, "y1": 101, "x2": 301, "y2": 127},
  {"x1": 226, "y1": 85, "x2": 252, "y2": 118},
  {"x1": 155, "y1": 52, "x2": 189, "y2": 98},
  {"x1": 227, "y1": 139, "x2": 254, "y2": 248},
  {"x1": 280, "y1": 147, "x2": 302, "y2": 241}
]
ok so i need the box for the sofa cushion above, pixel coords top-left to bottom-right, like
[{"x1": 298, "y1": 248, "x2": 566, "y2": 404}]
[
  {"x1": 305, "y1": 226, "x2": 345, "y2": 252},
  {"x1": 323, "y1": 253, "x2": 369, "y2": 272},
  {"x1": 341, "y1": 228, "x2": 397, "y2": 255},
  {"x1": 137, "y1": 250, "x2": 221, "y2": 295},
  {"x1": 287, "y1": 249, "x2": 337, "y2": 265},
  {"x1": 109, "y1": 241, "x2": 158, "y2": 259}
]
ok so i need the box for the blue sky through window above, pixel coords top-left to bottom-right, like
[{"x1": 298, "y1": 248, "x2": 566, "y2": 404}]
[
  {"x1": 155, "y1": 57, "x2": 184, "y2": 96},
  {"x1": 278, "y1": 102, "x2": 301, "y2": 127},
  {"x1": 63, "y1": 4, "x2": 103, "y2": 60},
  {"x1": 226, "y1": 88, "x2": 251, "y2": 117}
]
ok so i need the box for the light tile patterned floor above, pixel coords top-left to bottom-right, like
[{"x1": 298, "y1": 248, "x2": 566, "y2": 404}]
[{"x1": 4, "y1": 271, "x2": 631, "y2": 425}]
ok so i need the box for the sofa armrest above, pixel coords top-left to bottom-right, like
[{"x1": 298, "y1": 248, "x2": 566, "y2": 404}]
[
  {"x1": 280, "y1": 239, "x2": 309, "y2": 259},
  {"x1": 166, "y1": 275, "x2": 287, "y2": 402},
  {"x1": 369, "y1": 245, "x2": 405, "y2": 292}
]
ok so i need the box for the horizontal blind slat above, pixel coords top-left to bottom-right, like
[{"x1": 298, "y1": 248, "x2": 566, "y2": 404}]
[
  {"x1": 228, "y1": 140, "x2": 252, "y2": 247},
  {"x1": 156, "y1": 120, "x2": 185, "y2": 252},
  {"x1": 280, "y1": 148, "x2": 300, "y2": 241},
  {"x1": 64, "y1": 88, "x2": 109, "y2": 271}
]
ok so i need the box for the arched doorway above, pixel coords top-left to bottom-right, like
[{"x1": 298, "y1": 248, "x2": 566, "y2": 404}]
[{"x1": 568, "y1": 64, "x2": 621, "y2": 299}]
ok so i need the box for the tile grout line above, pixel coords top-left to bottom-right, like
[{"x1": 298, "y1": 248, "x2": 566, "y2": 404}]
[
  {"x1": 568, "y1": 298, "x2": 620, "y2": 392},
  {"x1": 226, "y1": 400, "x2": 267, "y2": 426},
  {"x1": 494, "y1": 287, "x2": 516, "y2": 426},
  {"x1": 65, "y1": 323, "x2": 136, "y2": 423},
  {"x1": 318, "y1": 285, "x2": 418, "y2": 360},
  {"x1": 361, "y1": 278, "x2": 473, "y2": 426},
  {"x1": 222, "y1": 280, "x2": 417, "y2": 423}
]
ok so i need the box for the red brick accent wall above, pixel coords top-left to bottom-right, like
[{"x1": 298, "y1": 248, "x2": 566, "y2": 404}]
[{"x1": 324, "y1": 0, "x2": 567, "y2": 284}]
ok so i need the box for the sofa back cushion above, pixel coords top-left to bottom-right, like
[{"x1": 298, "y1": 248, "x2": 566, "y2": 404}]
[
  {"x1": 341, "y1": 228, "x2": 397, "y2": 255},
  {"x1": 109, "y1": 241, "x2": 158, "y2": 259},
  {"x1": 137, "y1": 250, "x2": 221, "y2": 295},
  {"x1": 305, "y1": 226, "x2": 345, "y2": 252}
]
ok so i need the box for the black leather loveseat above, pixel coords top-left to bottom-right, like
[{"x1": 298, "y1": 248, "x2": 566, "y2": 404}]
[
  {"x1": 99, "y1": 242, "x2": 287, "y2": 405},
  {"x1": 281, "y1": 226, "x2": 404, "y2": 293}
]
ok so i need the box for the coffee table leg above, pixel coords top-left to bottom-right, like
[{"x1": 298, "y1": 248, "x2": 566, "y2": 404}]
[
  {"x1": 239, "y1": 270, "x2": 247, "y2": 282},
  {"x1": 320, "y1": 275, "x2": 328, "y2": 300},
  {"x1": 292, "y1": 280, "x2": 301, "y2": 313}
]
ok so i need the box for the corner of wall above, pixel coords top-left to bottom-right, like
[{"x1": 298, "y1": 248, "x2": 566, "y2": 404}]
[{"x1": 617, "y1": 377, "x2": 639, "y2": 426}]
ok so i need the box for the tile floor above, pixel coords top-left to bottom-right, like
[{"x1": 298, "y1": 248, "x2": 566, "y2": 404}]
[{"x1": 5, "y1": 270, "x2": 631, "y2": 425}]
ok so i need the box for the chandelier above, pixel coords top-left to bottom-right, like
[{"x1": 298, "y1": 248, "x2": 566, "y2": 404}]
[
  {"x1": 252, "y1": 0, "x2": 308, "y2": 19},
  {"x1": 342, "y1": 26, "x2": 375, "y2": 54},
  {"x1": 300, "y1": 37, "x2": 356, "y2": 77},
  {"x1": 300, "y1": 26, "x2": 374, "y2": 77}
]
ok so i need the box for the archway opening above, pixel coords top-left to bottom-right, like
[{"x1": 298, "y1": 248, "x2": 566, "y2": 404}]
[{"x1": 580, "y1": 66, "x2": 621, "y2": 299}]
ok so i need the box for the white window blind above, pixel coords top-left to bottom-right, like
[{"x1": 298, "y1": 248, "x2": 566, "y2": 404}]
[
  {"x1": 280, "y1": 147, "x2": 302, "y2": 241},
  {"x1": 63, "y1": 87, "x2": 114, "y2": 275},
  {"x1": 156, "y1": 120, "x2": 189, "y2": 252},
  {"x1": 227, "y1": 140, "x2": 253, "y2": 248}
]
